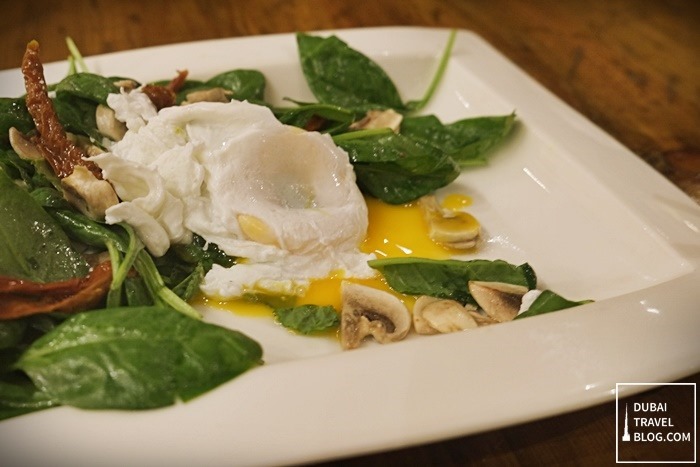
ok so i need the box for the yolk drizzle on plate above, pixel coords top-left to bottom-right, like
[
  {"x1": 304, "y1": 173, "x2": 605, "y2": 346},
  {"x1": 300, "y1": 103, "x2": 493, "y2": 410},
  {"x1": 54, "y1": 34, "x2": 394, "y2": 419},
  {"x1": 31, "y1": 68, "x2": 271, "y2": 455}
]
[
  {"x1": 362, "y1": 197, "x2": 457, "y2": 260},
  {"x1": 196, "y1": 194, "x2": 475, "y2": 317},
  {"x1": 440, "y1": 193, "x2": 474, "y2": 211}
]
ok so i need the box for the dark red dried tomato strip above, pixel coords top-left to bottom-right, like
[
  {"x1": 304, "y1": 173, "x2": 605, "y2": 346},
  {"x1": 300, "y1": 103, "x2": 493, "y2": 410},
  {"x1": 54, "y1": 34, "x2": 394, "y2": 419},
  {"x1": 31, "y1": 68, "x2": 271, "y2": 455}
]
[
  {"x1": 304, "y1": 115, "x2": 327, "y2": 132},
  {"x1": 142, "y1": 69, "x2": 188, "y2": 110},
  {"x1": 141, "y1": 84, "x2": 176, "y2": 110},
  {"x1": 167, "y1": 69, "x2": 189, "y2": 93},
  {"x1": 0, "y1": 261, "x2": 113, "y2": 320},
  {"x1": 21, "y1": 40, "x2": 102, "y2": 179},
  {"x1": 0, "y1": 275, "x2": 83, "y2": 296}
]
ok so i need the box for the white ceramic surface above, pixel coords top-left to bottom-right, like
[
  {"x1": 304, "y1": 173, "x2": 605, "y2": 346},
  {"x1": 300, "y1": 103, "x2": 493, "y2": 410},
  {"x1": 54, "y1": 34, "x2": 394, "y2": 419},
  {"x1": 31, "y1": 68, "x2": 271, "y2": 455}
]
[{"x1": 1, "y1": 27, "x2": 698, "y2": 467}]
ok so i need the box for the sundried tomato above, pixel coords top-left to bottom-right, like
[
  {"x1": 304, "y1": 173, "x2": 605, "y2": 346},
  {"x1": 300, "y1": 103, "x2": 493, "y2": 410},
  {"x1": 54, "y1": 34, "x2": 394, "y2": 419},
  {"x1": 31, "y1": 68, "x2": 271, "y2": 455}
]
[
  {"x1": 142, "y1": 69, "x2": 188, "y2": 110},
  {"x1": 0, "y1": 262, "x2": 113, "y2": 320},
  {"x1": 21, "y1": 40, "x2": 102, "y2": 179}
]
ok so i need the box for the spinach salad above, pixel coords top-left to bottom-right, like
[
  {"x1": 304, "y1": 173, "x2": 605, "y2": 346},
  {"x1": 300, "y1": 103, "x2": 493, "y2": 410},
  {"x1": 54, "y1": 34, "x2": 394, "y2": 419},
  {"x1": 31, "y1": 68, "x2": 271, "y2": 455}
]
[{"x1": 0, "y1": 31, "x2": 590, "y2": 421}]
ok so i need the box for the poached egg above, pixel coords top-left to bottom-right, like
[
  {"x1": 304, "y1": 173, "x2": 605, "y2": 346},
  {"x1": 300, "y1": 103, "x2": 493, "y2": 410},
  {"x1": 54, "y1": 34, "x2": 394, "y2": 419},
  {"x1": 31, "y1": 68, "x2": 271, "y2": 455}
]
[{"x1": 93, "y1": 95, "x2": 375, "y2": 299}]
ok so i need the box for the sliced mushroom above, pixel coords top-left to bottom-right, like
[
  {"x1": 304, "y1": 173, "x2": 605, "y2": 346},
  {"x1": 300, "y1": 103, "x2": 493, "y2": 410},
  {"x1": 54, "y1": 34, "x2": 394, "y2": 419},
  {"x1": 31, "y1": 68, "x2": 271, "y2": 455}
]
[
  {"x1": 61, "y1": 165, "x2": 119, "y2": 220},
  {"x1": 112, "y1": 79, "x2": 139, "y2": 91},
  {"x1": 67, "y1": 133, "x2": 104, "y2": 157},
  {"x1": 350, "y1": 109, "x2": 403, "y2": 132},
  {"x1": 9, "y1": 127, "x2": 43, "y2": 161},
  {"x1": 467, "y1": 310, "x2": 498, "y2": 326},
  {"x1": 413, "y1": 296, "x2": 478, "y2": 334},
  {"x1": 418, "y1": 194, "x2": 480, "y2": 249},
  {"x1": 96, "y1": 104, "x2": 127, "y2": 141},
  {"x1": 182, "y1": 87, "x2": 232, "y2": 104},
  {"x1": 9, "y1": 127, "x2": 63, "y2": 186},
  {"x1": 340, "y1": 282, "x2": 411, "y2": 349},
  {"x1": 468, "y1": 281, "x2": 529, "y2": 323}
]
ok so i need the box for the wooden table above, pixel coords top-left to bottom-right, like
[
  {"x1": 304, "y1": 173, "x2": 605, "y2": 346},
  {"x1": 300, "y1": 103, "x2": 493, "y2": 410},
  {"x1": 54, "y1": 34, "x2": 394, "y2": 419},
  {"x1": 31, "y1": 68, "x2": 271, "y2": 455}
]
[{"x1": 2, "y1": 1, "x2": 698, "y2": 465}]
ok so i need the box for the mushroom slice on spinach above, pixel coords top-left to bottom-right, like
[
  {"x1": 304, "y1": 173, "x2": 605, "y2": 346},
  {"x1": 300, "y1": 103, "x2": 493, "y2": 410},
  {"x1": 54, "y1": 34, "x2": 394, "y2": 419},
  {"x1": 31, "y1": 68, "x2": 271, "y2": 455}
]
[
  {"x1": 468, "y1": 281, "x2": 528, "y2": 323},
  {"x1": 9, "y1": 126, "x2": 43, "y2": 161},
  {"x1": 96, "y1": 104, "x2": 127, "y2": 141},
  {"x1": 61, "y1": 165, "x2": 119, "y2": 220},
  {"x1": 413, "y1": 295, "x2": 478, "y2": 334},
  {"x1": 350, "y1": 109, "x2": 403, "y2": 132},
  {"x1": 113, "y1": 79, "x2": 139, "y2": 91},
  {"x1": 182, "y1": 87, "x2": 232, "y2": 105},
  {"x1": 467, "y1": 310, "x2": 498, "y2": 327},
  {"x1": 67, "y1": 133, "x2": 104, "y2": 157},
  {"x1": 340, "y1": 282, "x2": 411, "y2": 349}
]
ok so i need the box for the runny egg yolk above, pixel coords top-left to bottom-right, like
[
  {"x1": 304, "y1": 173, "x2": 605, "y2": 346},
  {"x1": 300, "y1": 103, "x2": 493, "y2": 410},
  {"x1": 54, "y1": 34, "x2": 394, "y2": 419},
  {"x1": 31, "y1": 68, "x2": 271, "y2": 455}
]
[
  {"x1": 362, "y1": 197, "x2": 457, "y2": 260},
  {"x1": 441, "y1": 193, "x2": 474, "y2": 211},
  {"x1": 196, "y1": 194, "x2": 476, "y2": 318}
]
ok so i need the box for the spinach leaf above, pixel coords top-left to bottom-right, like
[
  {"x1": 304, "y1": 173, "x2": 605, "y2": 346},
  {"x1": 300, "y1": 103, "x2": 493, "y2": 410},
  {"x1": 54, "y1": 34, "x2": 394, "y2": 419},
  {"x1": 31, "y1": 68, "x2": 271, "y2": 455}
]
[
  {"x1": 297, "y1": 33, "x2": 404, "y2": 112},
  {"x1": 168, "y1": 70, "x2": 266, "y2": 104},
  {"x1": 157, "y1": 235, "x2": 235, "y2": 302},
  {"x1": 16, "y1": 306, "x2": 263, "y2": 410},
  {"x1": 52, "y1": 93, "x2": 102, "y2": 141},
  {"x1": 206, "y1": 69, "x2": 266, "y2": 102},
  {"x1": 273, "y1": 102, "x2": 356, "y2": 133},
  {"x1": 153, "y1": 250, "x2": 207, "y2": 301},
  {"x1": 1, "y1": 316, "x2": 66, "y2": 421},
  {"x1": 51, "y1": 73, "x2": 124, "y2": 140},
  {"x1": 48, "y1": 209, "x2": 127, "y2": 250},
  {"x1": 404, "y1": 30, "x2": 457, "y2": 111},
  {"x1": 0, "y1": 148, "x2": 35, "y2": 186},
  {"x1": 47, "y1": 208, "x2": 204, "y2": 316},
  {"x1": 1, "y1": 316, "x2": 62, "y2": 374},
  {"x1": 515, "y1": 290, "x2": 592, "y2": 319},
  {"x1": 400, "y1": 113, "x2": 516, "y2": 166},
  {"x1": 0, "y1": 168, "x2": 89, "y2": 282},
  {"x1": 0, "y1": 149, "x2": 58, "y2": 192},
  {"x1": 31, "y1": 187, "x2": 70, "y2": 209},
  {"x1": 133, "y1": 250, "x2": 201, "y2": 319},
  {"x1": 65, "y1": 37, "x2": 89, "y2": 75},
  {"x1": 124, "y1": 276, "x2": 153, "y2": 306},
  {"x1": 0, "y1": 321, "x2": 27, "y2": 350},
  {"x1": 336, "y1": 130, "x2": 460, "y2": 204},
  {"x1": 0, "y1": 98, "x2": 34, "y2": 148},
  {"x1": 169, "y1": 233, "x2": 235, "y2": 271},
  {"x1": 0, "y1": 378, "x2": 58, "y2": 421},
  {"x1": 274, "y1": 305, "x2": 340, "y2": 334},
  {"x1": 368, "y1": 257, "x2": 536, "y2": 305},
  {"x1": 54, "y1": 72, "x2": 119, "y2": 105},
  {"x1": 170, "y1": 263, "x2": 205, "y2": 302}
]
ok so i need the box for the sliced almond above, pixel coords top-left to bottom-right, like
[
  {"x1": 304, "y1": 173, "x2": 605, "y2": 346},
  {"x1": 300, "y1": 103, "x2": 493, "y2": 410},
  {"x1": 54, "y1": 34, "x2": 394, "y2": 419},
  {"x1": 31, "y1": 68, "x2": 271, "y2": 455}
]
[{"x1": 237, "y1": 214, "x2": 279, "y2": 247}]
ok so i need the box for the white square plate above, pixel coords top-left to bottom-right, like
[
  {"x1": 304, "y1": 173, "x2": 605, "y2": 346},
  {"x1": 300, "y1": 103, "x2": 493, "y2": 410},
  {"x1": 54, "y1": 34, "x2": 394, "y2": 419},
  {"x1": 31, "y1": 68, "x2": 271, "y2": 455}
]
[{"x1": 1, "y1": 27, "x2": 699, "y2": 466}]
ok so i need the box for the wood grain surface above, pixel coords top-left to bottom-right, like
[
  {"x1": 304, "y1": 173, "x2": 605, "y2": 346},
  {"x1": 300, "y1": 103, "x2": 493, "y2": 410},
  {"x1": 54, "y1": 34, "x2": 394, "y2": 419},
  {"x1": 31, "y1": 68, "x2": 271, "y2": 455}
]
[{"x1": 1, "y1": 1, "x2": 698, "y2": 465}]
